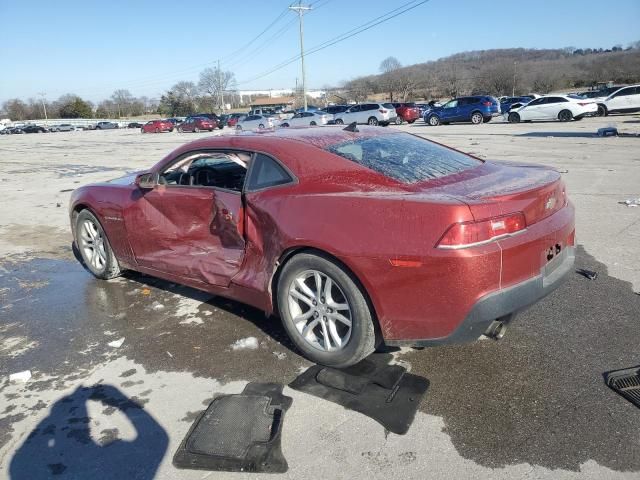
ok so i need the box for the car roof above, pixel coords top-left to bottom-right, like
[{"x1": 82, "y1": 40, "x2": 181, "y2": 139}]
[{"x1": 155, "y1": 126, "x2": 400, "y2": 179}]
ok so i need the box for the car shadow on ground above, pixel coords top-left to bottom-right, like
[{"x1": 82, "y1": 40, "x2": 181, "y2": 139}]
[
  {"x1": 9, "y1": 384, "x2": 168, "y2": 479},
  {"x1": 404, "y1": 245, "x2": 640, "y2": 472}
]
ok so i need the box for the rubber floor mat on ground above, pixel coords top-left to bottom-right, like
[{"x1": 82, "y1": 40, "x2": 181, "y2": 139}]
[
  {"x1": 173, "y1": 383, "x2": 292, "y2": 473},
  {"x1": 289, "y1": 354, "x2": 429, "y2": 434},
  {"x1": 605, "y1": 366, "x2": 640, "y2": 408}
]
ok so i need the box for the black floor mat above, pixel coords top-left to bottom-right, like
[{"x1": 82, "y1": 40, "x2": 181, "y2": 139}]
[
  {"x1": 605, "y1": 366, "x2": 640, "y2": 408},
  {"x1": 173, "y1": 383, "x2": 292, "y2": 473},
  {"x1": 289, "y1": 354, "x2": 429, "y2": 435}
]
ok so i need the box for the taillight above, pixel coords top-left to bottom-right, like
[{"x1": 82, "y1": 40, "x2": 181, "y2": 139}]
[
  {"x1": 436, "y1": 213, "x2": 526, "y2": 249},
  {"x1": 379, "y1": 109, "x2": 388, "y2": 113}
]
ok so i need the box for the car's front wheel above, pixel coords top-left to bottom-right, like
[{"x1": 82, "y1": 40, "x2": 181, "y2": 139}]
[
  {"x1": 508, "y1": 112, "x2": 521, "y2": 123},
  {"x1": 334, "y1": 119, "x2": 344, "y2": 125},
  {"x1": 277, "y1": 252, "x2": 376, "y2": 367},
  {"x1": 428, "y1": 114, "x2": 440, "y2": 126},
  {"x1": 597, "y1": 104, "x2": 607, "y2": 117},
  {"x1": 75, "y1": 209, "x2": 121, "y2": 280}
]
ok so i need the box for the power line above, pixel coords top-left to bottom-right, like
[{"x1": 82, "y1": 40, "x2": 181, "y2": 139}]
[{"x1": 236, "y1": 0, "x2": 430, "y2": 86}]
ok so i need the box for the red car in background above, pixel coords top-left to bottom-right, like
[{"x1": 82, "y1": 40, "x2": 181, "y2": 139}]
[
  {"x1": 141, "y1": 120, "x2": 174, "y2": 133},
  {"x1": 391, "y1": 103, "x2": 420, "y2": 124},
  {"x1": 69, "y1": 127, "x2": 575, "y2": 367},
  {"x1": 178, "y1": 116, "x2": 218, "y2": 132}
]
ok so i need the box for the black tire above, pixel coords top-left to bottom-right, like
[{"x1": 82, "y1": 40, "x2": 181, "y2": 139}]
[
  {"x1": 395, "y1": 117, "x2": 403, "y2": 125},
  {"x1": 470, "y1": 111, "x2": 484, "y2": 124},
  {"x1": 281, "y1": 123, "x2": 290, "y2": 128},
  {"x1": 208, "y1": 129, "x2": 213, "y2": 132},
  {"x1": 178, "y1": 126, "x2": 183, "y2": 133},
  {"x1": 574, "y1": 116, "x2": 584, "y2": 121},
  {"x1": 597, "y1": 104, "x2": 607, "y2": 117},
  {"x1": 169, "y1": 127, "x2": 174, "y2": 132},
  {"x1": 427, "y1": 114, "x2": 440, "y2": 126},
  {"x1": 194, "y1": 126, "x2": 200, "y2": 133},
  {"x1": 310, "y1": 121, "x2": 317, "y2": 126},
  {"x1": 258, "y1": 124, "x2": 265, "y2": 129},
  {"x1": 236, "y1": 125, "x2": 242, "y2": 130},
  {"x1": 335, "y1": 118, "x2": 344, "y2": 125},
  {"x1": 408, "y1": 119, "x2": 416, "y2": 124},
  {"x1": 155, "y1": 127, "x2": 160, "y2": 133},
  {"x1": 277, "y1": 252, "x2": 376, "y2": 367},
  {"x1": 558, "y1": 109, "x2": 573, "y2": 122},
  {"x1": 508, "y1": 112, "x2": 521, "y2": 123},
  {"x1": 75, "y1": 209, "x2": 121, "y2": 280},
  {"x1": 140, "y1": 128, "x2": 144, "y2": 134},
  {"x1": 367, "y1": 117, "x2": 379, "y2": 126},
  {"x1": 218, "y1": 125, "x2": 224, "y2": 130},
  {"x1": 483, "y1": 117, "x2": 492, "y2": 123}
]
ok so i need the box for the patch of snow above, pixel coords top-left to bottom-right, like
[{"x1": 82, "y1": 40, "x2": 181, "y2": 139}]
[{"x1": 231, "y1": 337, "x2": 259, "y2": 350}]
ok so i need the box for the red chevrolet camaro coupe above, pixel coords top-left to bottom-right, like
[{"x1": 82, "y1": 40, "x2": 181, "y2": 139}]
[{"x1": 70, "y1": 126, "x2": 575, "y2": 367}]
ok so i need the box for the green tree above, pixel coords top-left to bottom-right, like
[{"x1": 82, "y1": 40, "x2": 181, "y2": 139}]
[{"x1": 58, "y1": 95, "x2": 93, "y2": 118}]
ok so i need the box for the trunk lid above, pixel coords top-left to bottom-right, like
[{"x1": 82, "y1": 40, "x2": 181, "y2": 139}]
[{"x1": 419, "y1": 161, "x2": 565, "y2": 225}]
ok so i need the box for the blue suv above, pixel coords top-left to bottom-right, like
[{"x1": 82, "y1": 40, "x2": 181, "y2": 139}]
[{"x1": 423, "y1": 96, "x2": 500, "y2": 125}]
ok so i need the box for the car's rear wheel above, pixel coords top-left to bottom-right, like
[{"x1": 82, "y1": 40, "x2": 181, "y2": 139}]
[
  {"x1": 155, "y1": 127, "x2": 160, "y2": 133},
  {"x1": 140, "y1": 128, "x2": 144, "y2": 134},
  {"x1": 508, "y1": 112, "x2": 521, "y2": 123},
  {"x1": 194, "y1": 126, "x2": 200, "y2": 133},
  {"x1": 334, "y1": 119, "x2": 344, "y2": 125},
  {"x1": 281, "y1": 123, "x2": 290, "y2": 127},
  {"x1": 395, "y1": 117, "x2": 403, "y2": 125},
  {"x1": 277, "y1": 253, "x2": 376, "y2": 367},
  {"x1": 367, "y1": 117, "x2": 379, "y2": 126},
  {"x1": 428, "y1": 115, "x2": 440, "y2": 126},
  {"x1": 408, "y1": 119, "x2": 416, "y2": 124},
  {"x1": 178, "y1": 126, "x2": 183, "y2": 132},
  {"x1": 208, "y1": 129, "x2": 213, "y2": 132},
  {"x1": 471, "y1": 111, "x2": 484, "y2": 124},
  {"x1": 558, "y1": 109, "x2": 573, "y2": 122},
  {"x1": 75, "y1": 210, "x2": 121, "y2": 280},
  {"x1": 258, "y1": 124, "x2": 265, "y2": 129},
  {"x1": 236, "y1": 125, "x2": 242, "y2": 130},
  {"x1": 310, "y1": 121, "x2": 317, "y2": 126}
]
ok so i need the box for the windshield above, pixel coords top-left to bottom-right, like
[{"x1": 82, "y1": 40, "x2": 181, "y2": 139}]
[{"x1": 326, "y1": 133, "x2": 480, "y2": 184}]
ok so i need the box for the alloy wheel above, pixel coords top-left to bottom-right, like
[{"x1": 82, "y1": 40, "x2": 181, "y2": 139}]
[
  {"x1": 79, "y1": 219, "x2": 107, "y2": 273},
  {"x1": 287, "y1": 269, "x2": 352, "y2": 352}
]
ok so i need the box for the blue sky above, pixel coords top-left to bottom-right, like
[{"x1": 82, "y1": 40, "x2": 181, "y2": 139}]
[{"x1": 1, "y1": 0, "x2": 639, "y2": 103}]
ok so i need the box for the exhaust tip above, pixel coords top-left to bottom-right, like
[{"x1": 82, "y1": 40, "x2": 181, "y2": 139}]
[{"x1": 485, "y1": 320, "x2": 507, "y2": 340}]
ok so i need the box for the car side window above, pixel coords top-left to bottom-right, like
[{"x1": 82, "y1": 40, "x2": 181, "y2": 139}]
[
  {"x1": 159, "y1": 151, "x2": 251, "y2": 192},
  {"x1": 527, "y1": 98, "x2": 544, "y2": 106},
  {"x1": 444, "y1": 100, "x2": 458, "y2": 108},
  {"x1": 247, "y1": 154, "x2": 293, "y2": 191},
  {"x1": 614, "y1": 88, "x2": 633, "y2": 97}
]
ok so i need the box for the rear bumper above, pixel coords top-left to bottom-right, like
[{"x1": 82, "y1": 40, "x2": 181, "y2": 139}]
[{"x1": 386, "y1": 245, "x2": 575, "y2": 347}]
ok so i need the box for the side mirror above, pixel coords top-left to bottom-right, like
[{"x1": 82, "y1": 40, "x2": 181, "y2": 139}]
[{"x1": 135, "y1": 172, "x2": 157, "y2": 190}]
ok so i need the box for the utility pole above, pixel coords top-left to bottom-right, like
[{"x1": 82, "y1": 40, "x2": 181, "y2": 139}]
[
  {"x1": 512, "y1": 61, "x2": 518, "y2": 96},
  {"x1": 38, "y1": 92, "x2": 48, "y2": 121},
  {"x1": 289, "y1": 2, "x2": 311, "y2": 111},
  {"x1": 217, "y1": 59, "x2": 225, "y2": 113}
]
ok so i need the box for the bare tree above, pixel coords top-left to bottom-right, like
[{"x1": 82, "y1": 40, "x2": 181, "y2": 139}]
[
  {"x1": 379, "y1": 56, "x2": 403, "y2": 101},
  {"x1": 198, "y1": 67, "x2": 235, "y2": 112},
  {"x1": 111, "y1": 89, "x2": 134, "y2": 117}
]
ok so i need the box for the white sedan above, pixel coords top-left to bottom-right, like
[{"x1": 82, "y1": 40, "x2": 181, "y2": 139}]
[
  {"x1": 236, "y1": 114, "x2": 278, "y2": 130},
  {"x1": 280, "y1": 111, "x2": 329, "y2": 127},
  {"x1": 508, "y1": 95, "x2": 597, "y2": 123}
]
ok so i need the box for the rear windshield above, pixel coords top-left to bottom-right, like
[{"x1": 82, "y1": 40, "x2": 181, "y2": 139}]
[{"x1": 326, "y1": 133, "x2": 480, "y2": 183}]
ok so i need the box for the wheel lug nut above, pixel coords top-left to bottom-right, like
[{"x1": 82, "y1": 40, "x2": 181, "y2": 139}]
[
  {"x1": 323, "y1": 316, "x2": 327, "y2": 320},
  {"x1": 321, "y1": 297, "x2": 325, "y2": 303},
  {"x1": 312, "y1": 300, "x2": 317, "y2": 306}
]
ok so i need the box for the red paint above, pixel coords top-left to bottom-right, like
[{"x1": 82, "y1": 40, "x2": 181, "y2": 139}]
[
  {"x1": 141, "y1": 120, "x2": 173, "y2": 133},
  {"x1": 70, "y1": 126, "x2": 575, "y2": 343},
  {"x1": 392, "y1": 103, "x2": 420, "y2": 123}
]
